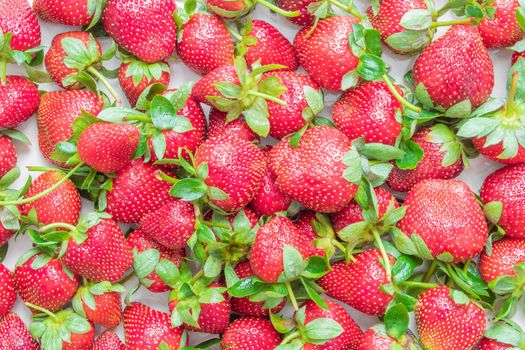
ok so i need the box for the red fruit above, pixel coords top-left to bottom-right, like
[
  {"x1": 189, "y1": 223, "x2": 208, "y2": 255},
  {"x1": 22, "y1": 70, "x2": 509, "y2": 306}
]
[
  {"x1": 318, "y1": 250, "x2": 395, "y2": 316},
  {"x1": 276, "y1": 0, "x2": 317, "y2": 25},
  {"x1": 124, "y1": 303, "x2": 183, "y2": 350},
  {"x1": 106, "y1": 159, "x2": 173, "y2": 223},
  {"x1": 294, "y1": 16, "x2": 359, "y2": 91},
  {"x1": 358, "y1": 325, "x2": 419, "y2": 350},
  {"x1": 332, "y1": 81, "x2": 402, "y2": 145},
  {"x1": 77, "y1": 122, "x2": 140, "y2": 173},
  {"x1": 207, "y1": 108, "x2": 258, "y2": 143},
  {"x1": 0, "y1": 223, "x2": 13, "y2": 250},
  {"x1": 294, "y1": 210, "x2": 326, "y2": 256},
  {"x1": 0, "y1": 312, "x2": 39, "y2": 350},
  {"x1": 76, "y1": 288, "x2": 122, "y2": 329},
  {"x1": 220, "y1": 317, "x2": 282, "y2": 350},
  {"x1": 206, "y1": 0, "x2": 246, "y2": 17},
  {"x1": 250, "y1": 216, "x2": 317, "y2": 283},
  {"x1": 472, "y1": 136, "x2": 525, "y2": 164},
  {"x1": 195, "y1": 136, "x2": 267, "y2": 212},
  {"x1": 387, "y1": 126, "x2": 465, "y2": 192},
  {"x1": 415, "y1": 286, "x2": 486, "y2": 350},
  {"x1": 37, "y1": 90, "x2": 104, "y2": 166},
  {"x1": 398, "y1": 179, "x2": 488, "y2": 262},
  {"x1": 63, "y1": 218, "x2": 134, "y2": 282},
  {"x1": 0, "y1": 76, "x2": 40, "y2": 128},
  {"x1": 274, "y1": 126, "x2": 358, "y2": 213},
  {"x1": 14, "y1": 254, "x2": 78, "y2": 312},
  {"x1": 480, "y1": 164, "x2": 525, "y2": 239},
  {"x1": 479, "y1": 0, "x2": 524, "y2": 48},
  {"x1": 102, "y1": 0, "x2": 177, "y2": 63},
  {"x1": 62, "y1": 320, "x2": 95, "y2": 350},
  {"x1": 0, "y1": 264, "x2": 15, "y2": 318},
  {"x1": 192, "y1": 64, "x2": 239, "y2": 105},
  {"x1": 479, "y1": 238, "x2": 525, "y2": 283},
  {"x1": 0, "y1": 0, "x2": 41, "y2": 51},
  {"x1": 92, "y1": 331, "x2": 125, "y2": 350},
  {"x1": 412, "y1": 25, "x2": 494, "y2": 109},
  {"x1": 268, "y1": 136, "x2": 295, "y2": 175},
  {"x1": 0, "y1": 135, "x2": 16, "y2": 178},
  {"x1": 476, "y1": 338, "x2": 513, "y2": 350},
  {"x1": 118, "y1": 60, "x2": 171, "y2": 107},
  {"x1": 19, "y1": 170, "x2": 81, "y2": 226},
  {"x1": 512, "y1": 50, "x2": 525, "y2": 64},
  {"x1": 177, "y1": 13, "x2": 234, "y2": 75},
  {"x1": 33, "y1": 0, "x2": 95, "y2": 26}
]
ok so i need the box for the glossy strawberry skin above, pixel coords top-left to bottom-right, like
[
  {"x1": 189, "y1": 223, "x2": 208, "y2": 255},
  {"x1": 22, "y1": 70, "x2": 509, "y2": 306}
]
[
  {"x1": 0, "y1": 76, "x2": 40, "y2": 129},
  {"x1": 81, "y1": 291, "x2": 123, "y2": 329},
  {"x1": 177, "y1": 13, "x2": 234, "y2": 75},
  {"x1": 0, "y1": 135, "x2": 16, "y2": 179},
  {"x1": 207, "y1": 108, "x2": 258, "y2": 143},
  {"x1": 0, "y1": 264, "x2": 16, "y2": 318},
  {"x1": 220, "y1": 317, "x2": 282, "y2": 350},
  {"x1": 480, "y1": 164, "x2": 525, "y2": 239},
  {"x1": 415, "y1": 286, "x2": 486, "y2": 350},
  {"x1": 479, "y1": 0, "x2": 524, "y2": 48},
  {"x1": 476, "y1": 338, "x2": 513, "y2": 350},
  {"x1": 102, "y1": 0, "x2": 177, "y2": 63},
  {"x1": 294, "y1": 16, "x2": 359, "y2": 91},
  {"x1": 206, "y1": 0, "x2": 246, "y2": 17},
  {"x1": 0, "y1": 312, "x2": 39, "y2": 350},
  {"x1": 118, "y1": 61, "x2": 171, "y2": 107},
  {"x1": 63, "y1": 322, "x2": 95, "y2": 350},
  {"x1": 473, "y1": 136, "x2": 525, "y2": 164},
  {"x1": 398, "y1": 179, "x2": 488, "y2": 262},
  {"x1": 276, "y1": 0, "x2": 317, "y2": 25},
  {"x1": 332, "y1": 81, "x2": 402, "y2": 146},
  {"x1": 0, "y1": 0, "x2": 41, "y2": 51},
  {"x1": 294, "y1": 210, "x2": 326, "y2": 256},
  {"x1": 358, "y1": 328, "x2": 394, "y2": 350},
  {"x1": 318, "y1": 250, "x2": 395, "y2": 316},
  {"x1": 0, "y1": 223, "x2": 13, "y2": 250},
  {"x1": 479, "y1": 238, "x2": 525, "y2": 283},
  {"x1": 192, "y1": 64, "x2": 239, "y2": 105},
  {"x1": 92, "y1": 331, "x2": 125, "y2": 350},
  {"x1": 33, "y1": 0, "x2": 92, "y2": 26}
]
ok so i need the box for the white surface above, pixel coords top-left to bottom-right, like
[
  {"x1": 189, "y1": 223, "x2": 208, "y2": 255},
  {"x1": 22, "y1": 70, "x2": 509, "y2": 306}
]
[{"x1": 4, "y1": 0, "x2": 524, "y2": 347}]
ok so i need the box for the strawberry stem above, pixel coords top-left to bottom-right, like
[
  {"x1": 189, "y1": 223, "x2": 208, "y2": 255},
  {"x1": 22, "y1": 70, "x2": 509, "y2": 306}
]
[
  {"x1": 332, "y1": 240, "x2": 347, "y2": 255},
  {"x1": 382, "y1": 75, "x2": 421, "y2": 113},
  {"x1": 0, "y1": 57, "x2": 6, "y2": 85},
  {"x1": 256, "y1": 0, "x2": 300, "y2": 17},
  {"x1": 119, "y1": 271, "x2": 136, "y2": 285},
  {"x1": 156, "y1": 171, "x2": 179, "y2": 184},
  {"x1": 280, "y1": 331, "x2": 301, "y2": 345},
  {"x1": 284, "y1": 280, "x2": 299, "y2": 311},
  {"x1": 87, "y1": 66, "x2": 122, "y2": 104},
  {"x1": 39, "y1": 222, "x2": 77, "y2": 233},
  {"x1": 328, "y1": 0, "x2": 363, "y2": 19},
  {"x1": 423, "y1": 260, "x2": 437, "y2": 282},
  {"x1": 398, "y1": 281, "x2": 437, "y2": 289},
  {"x1": 429, "y1": 17, "x2": 475, "y2": 28},
  {"x1": 25, "y1": 303, "x2": 57, "y2": 319},
  {"x1": 201, "y1": 220, "x2": 231, "y2": 230},
  {"x1": 372, "y1": 228, "x2": 392, "y2": 282},
  {"x1": 190, "y1": 270, "x2": 204, "y2": 284},
  {"x1": 223, "y1": 22, "x2": 243, "y2": 42},
  {"x1": 506, "y1": 71, "x2": 519, "y2": 112},
  {"x1": 247, "y1": 90, "x2": 286, "y2": 105}
]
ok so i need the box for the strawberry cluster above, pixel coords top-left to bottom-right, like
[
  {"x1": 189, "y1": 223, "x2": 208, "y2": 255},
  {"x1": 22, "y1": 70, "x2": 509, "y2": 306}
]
[{"x1": 0, "y1": 0, "x2": 525, "y2": 349}]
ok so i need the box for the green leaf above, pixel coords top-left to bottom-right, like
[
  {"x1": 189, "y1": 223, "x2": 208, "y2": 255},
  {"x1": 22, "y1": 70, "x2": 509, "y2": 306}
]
[
  {"x1": 281, "y1": 245, "x2": 306, "y2": 281},
  {"x1": 341, "y1": 70, "x2": 359, "y2": 90},
  {"x1": 170, "y1": 178, "x2": 207, "y2": 201},
  {"x1": 361, "y1": 143, "x2": 405, "y2": 160},
  {"x1": 392, "y1": 255, "x2": 421, "y2": 283},
  {"x1": 228, "y1": 276, "x2": 264, "y2": 297},
  {"x1": 384, "y1": 303, "x2": 409, "y2": 338},
  {"x1": 303, "y1": 318, "x2": 343, "y2": 343},
  {"x1": 133, "y1": 249, "x2": 160, "y2": 279},
  {"x1": 386, "y1": 30, "x2": 432, "y2": 54},
  {"x1": 450, "y1": 289, "x2": 470, "y2": 305},
  {"x1": 400, "y1": 9, "x2": 433, "y2": 30},
  {"x1": 207, "y1": 186, "x2": 229, "y2": 201},
  {"x1": 243, "y1": 98, "x2": 270, "y2": 137},
  {"x1": 364, "y1": 28, "x2": 383, "y2": 57},
  {"x1": 301, "y1": 278, "x2": 328, "y2": 310},
  {"x1": 483, "y1": 201, "x2": 503, "y2": 225},
  {"x1": 414, "y1": 83, "x2": 434, "y2": 107},
  {"x1": 97, "y1": 107, "x2": 144, "y2": 123},
  {"x1": 445, "y1": 99, "x2": 472, "y2": 118},
  {"x1": 357, "y1": 54, "x2": 387, "y2": 81},
  {"x1": 303, "y1": 86, "x2": 324, "y2": 115},
  {"x1": 337, "y1": 221, "x2": 368, "y2": 243},
  {"x1": 151, "y1": 95, "x2": 179, "y2": 130}
]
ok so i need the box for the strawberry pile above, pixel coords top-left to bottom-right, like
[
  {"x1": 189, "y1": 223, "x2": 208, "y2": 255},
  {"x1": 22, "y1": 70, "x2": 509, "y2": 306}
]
[{"x1": 1, "y1": 0, "x2": 525, "y2": 348}]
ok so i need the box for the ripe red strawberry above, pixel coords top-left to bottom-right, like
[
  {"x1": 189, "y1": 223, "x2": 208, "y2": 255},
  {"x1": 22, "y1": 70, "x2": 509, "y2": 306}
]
[
  {"x1": 274, "y1": 126, "x2": 358, "y2": 213},
  {"x1": 472, "y1": 136, "x2": 525, "y2": 164},
  {"x1": 0, "y1": 76, "x2": 40, "y2": 128},
  {"x1": 220, "y1": 317, "x2": 282, "y2": 349},
  {"x1": 195, "y1": 136, "x2": 267, "y2": 212},
  {"x1": 387, "y1": 126, "x2": 465, "y2": 192},
  {"x1": 269, "y1": 135, "x2": 296, "y2": 174},
  {"x1": 19, "y1": 170, "x2": 81, "y2": 226},
  {"x1": 412, "y1": 25, "x2": 494, "y2": 110},
  {"x1": 318, "y1": 250, "x2": 395, "y2": 316},
  {"x1": 0, "y1": 0, "x2": 41, "y2": 51},
  {"x1": 177, "y1": 13, "x2": 234, "y2": 75},
  {"x1": 398, "y1": 179, "x2": 488, "y2": 262},
  {"x1": 479, "y1": 238, "x2": 525, "y2": 283},
  {"x1": 478, "y1": 0, "x2": 524, "y2": 48},
  {"x1": 118, "y1": 59, "x2": 171, "y2": 107},
  {"x1": 124, "y1": 302, "x2": 183, "y2": 350},
  {"x1": 250, "y1": 216, "x2": 317, "y2": 282},
  {"x1": 0, "y1": 135, "x2": 16, "y2": 178},
  {"x1": 415, "y1": 286, "x2": 486, "y2": 350},
  {"x1": 92, "y1": 331, "x2": 125, "y2": 350},
  {"x1": 206, "y1": 0, "x2": 246, "y2": 17},
  {"x1": 140, "y1": 199, "x2": 196, "y2": 250},
  {"x1": 102, "y1": 0, "x2": 177, "y2": 63},
  {"x1": 480, "y1": 164, "x2": 525, "y2": 239},
  {"x1": 0, "y1": 264, "x2": 15, "y2": 318},
  {"x1": 77, "y1": 122, "x2": 140, "y2": 173},
  {"x1": 276, "y1": 0, "x2": 317, "y2": 25},
  {"x1": 37, "y1": 90, "x2": 103, "y2": 166},
  {"x1": 63, "y1": 218, "x2": 134, "y2": 282},
  {"x1": 0, "y1": 223, "x2": 13, "y2": 250},
  {"x1": 14, "y1": 254, "x2": 79, "y2": 312},
  {"x1": 73, "y1": 282, "x2": 123, "y2": 329},
  {"x1": 191, "y1": 64, "x2": 239, "y2": 105},
  {"x1": 294, "y1": 16, "x2": 359, "y2": 91},
  {"x1": 476, "y1": 338, "x2": 513, "y2": 350},
  {"x1": 33, "y1": 0, "x2": 100, "y2": 26},
  {"x1": 0, "y1": 312, "x2": 39, "y2": 350},
  {"x1": 358, "y1": 325, "x2": 420, "y2": 350},
  {"x1": 294, "y1": 210, "x2": 326, "y2": 256},
  {"x1": 106, "y1": 159, "x2": 173, "y2": 223},
  {"x1": 332, "y1": 81, "x2": 402, "y2": 146},
  {"x1": 207, "y1": 108, "x2": 258, "y2": 143}
]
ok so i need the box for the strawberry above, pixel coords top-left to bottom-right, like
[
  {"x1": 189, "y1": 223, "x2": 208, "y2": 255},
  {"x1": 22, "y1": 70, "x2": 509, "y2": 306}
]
[
  {"x1": 0, "y1": 312, "x2": 39, "y2": 350},
  {"x1": 206, "y1": 0, "x2": 246, "y2": 17},
  {"x1": 476, "y1": 338, "x2": 513, "y2": 350},
  {"x1": 398, "y1": 179, "x2": 488, "y2": 262},
  {"x1": 14, "y1": 253, "x2": 78, "y2": 312},
  {"x1": 387, "y1": 125, "x2": 465, "y2": 192},
  {"x1": 0, "y1": 264, "x2": 15, "y2": 318},
  {"x1": 275, "y1": 0, "x2": 318, "y2": 25},
  {"x1": 268, "y1": 135, "x2": 296, "y2": 174},
  {"x1": 123, "y1": 302, "x2": 183, "y2": 350},
  {"x1": 480, "y1": 164, "x2": 525, "y2": 239},
  {"x1": 140, "y1": 199, "x2": 196, "y2": 250},
  {"x1": 412, "y1": 25, "x2": 494, "y2": 110},
  {"x1": 118, "y1": 59, "x2": 171, "y2": 107},
  {"x1": 0, "y1": 223, "x2": 13, "y2": 249},
  {"x1": 478, "y1": 0, "x2": 524, "y2": 48},
  {"x1": 106, "y1": 159, "x2": 173, "y2": 223},
  {"x1": 72, "y1": 281, "x2": 124, "y2": 328},
  {"x1": 0, "y1": 76, "x2": 40, "y2": 128},
  {"x1": 415, "y1": 286, "x2": 486, "y2": 350},
  {"x1": 191, "y1": 63, "x2": 239, "y2": 105},
  {"x1": 77, "y1": 122, "x2": 140, "y2": 173},
  {"x1": 273, "y1": 126, "x2": 358, "y2": 213},
  {"x1": 220, "y1": 317, "x2": 282, "y2": 349},
  {"x1": 358, "y1": 324, "x2": 420, "y2": 350},
  {"x1": 37, "y1": 90, "x2": 103, "y2": 166},
  {"x1": 19, "y1": 170, "x2": 81, "y2": 226},
  {"x1": 332, "y1": 81, "x2": 402, "y2": 146},
  {"x1": 294, "y1": 16, "x2": 359, "y2": 91},
  {"x1": 318, "y1": 250, "x2": 395, "y2": 316},
  {"x1": 102, "y1": 0, "x2": 177, "y2": 63},
  {"x1": 250, "y1": 215, "x2": 317, "y2": 283},
  {"x1": 207, "y1": 108, "x2": 258, "y2": 142},
  {"x1": 177, "y1": 13, "x2": 234, "y2": 75},
  {"x1": 0, "y1": 135, "x2": 16, "y2": 178},
  {"x1": 92, "y1": 331, "x2": 125, "y2": 350},
  {"x1": 33, "y1": 0, "x2": 104, "y2": 27},
  {"x1": 0, "y1": 0, "x2": 41, "y2": 52},
  {"x1": 294, "y1": 210, "x2": 329, "y2": 256},
  {"x1": 479, "y1": 238, "x2": 525, "y2": 283}
]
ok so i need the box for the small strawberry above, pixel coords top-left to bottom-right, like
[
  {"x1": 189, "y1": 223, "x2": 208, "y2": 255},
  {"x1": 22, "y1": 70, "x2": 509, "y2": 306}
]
[
  {"x1": 480, "y1": 164, "x2": 525, "y2": 239},
  {"x1": 479, "y1": 238, "x2": 525, "y2": 283},
  {"x1": 0, "y1": 312, "x2": 39, "y2": 350},
  {"x1": 123, "y1": 302, "x2": 183, "y2": 350},
  {"x1": 0, "y1": 223, "x2": 13, "y2": 249},
  {"x1": 92, "y1": 331, "x2": 125, "y2": 350},
  {"x1": 191, "y1": 64, "x2": 239, "y2": 105},
  {"x1": 294, "y1": 210, "x2": 330, "y2": 257},
  {"x1": 0, "y1": 135, "x2": 16, "y2": 178},
  {"x1": 476, "y1": 338, "x2": 514, "y2": 350},
  {"x1": 208, "y1": 108, "x2": 258, "y2": 143},
  {"x1": 358, "y1": 324, "x2": 421, "y2": 350},
  {"x1": 0, "y1": 76, "x2": 40, "y2": 128},
  {"x1": 220, "y1": 317, "x2": 282, "y2": 349},
  {"x1": 415, "y1": 286, "x2": 486, "y2": 350},
  {"x1": 33, "y1": 0, "x2": 105, "y2": 27},
  {"x1": 0, "y1": 264, "x2": 16, "y2": 318},
  {"x1": 102, "y1": 0, "x2": 177, "y2": 63},
  {"x1": 478, "y1": 0, "x2": 524, "y2": 48},
  {"x1": 318, "y1": 250, "x2": 395, "y2": 316},
  {"x1": 206, "y1": 0, "x2": 299, "y2": 18}
]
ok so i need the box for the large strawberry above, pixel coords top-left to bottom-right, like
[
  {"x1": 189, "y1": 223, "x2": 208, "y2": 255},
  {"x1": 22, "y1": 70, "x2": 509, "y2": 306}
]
[
  {"x1": 33, "y1": 0, "x2": 104, "y2": 27},
  {"x1": 0, "y1": 312, "x2": 39, "y2": 350},
  {"x1": 92, "y1": 331, "x2": 125, "y2": 350},
  {"x1": 479, "y1": 237, "x2": 525, "y2": 283},
  {"x1": 478, "y1": 0, "x2": 524, "y2": 48},
  {"x1": 72, "y1": 281, "x2": 124, "y2": 328},
  {"x1": 0, "y1": 0, "x2": 41, "y2": 53},
  {"x1": 207, "y1": 108, "x2": 258, "y2": 143},
  {"x1": 102, "y1": 0, "x2": 177, "y2": 63},
  {"x1": 0, "y1": 76, "x2": 40, "y2": 128},
  {"x1": 220, "y1": 317, "x2": 282, "y2": 349},
  {"x1": 0, "y1": 135, "x2": 16, "y2": 178},
  {"x1": 118, "y1": 59, "x2": 171, "y2": 106},
  {"x1": 397, "y1": 179, "x2": 488, "y2": 262},
  {"x1": 0, "y1": 264, "x2": 15, "y2": 318},
  {"x1": 415, "y1": 286, "x2": 486, "y2": 350},
  {"x1": 480, "y1": 164, "x2": 525, "y2": 239}
]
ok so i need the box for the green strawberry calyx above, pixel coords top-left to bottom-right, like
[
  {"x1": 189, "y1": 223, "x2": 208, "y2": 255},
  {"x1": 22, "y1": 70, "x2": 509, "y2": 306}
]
[
  {"x1": 72, "y1": 280, "x2": 125, "y2": 318},
  {"x1": 120, "y1": 57, "x2": 170, "y2": 87},
  {"x1": 485, "y1": 320, "x2": 525, "y2": 349},
  {"x1": 0, "y1": 30, "x2": 45, "y2": 85},
  {"x1": 489, "y1": 261, "x2": 525, "y2": 319}
]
